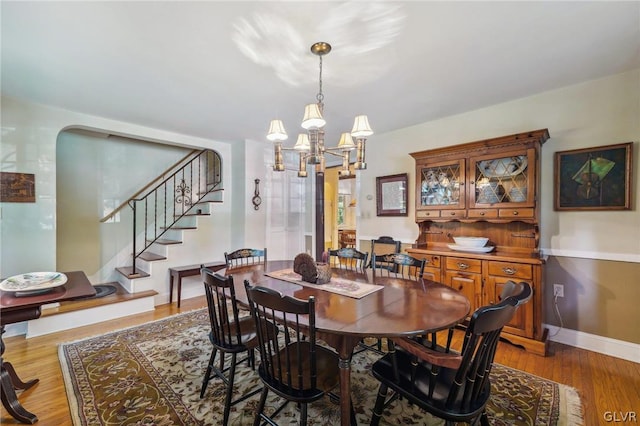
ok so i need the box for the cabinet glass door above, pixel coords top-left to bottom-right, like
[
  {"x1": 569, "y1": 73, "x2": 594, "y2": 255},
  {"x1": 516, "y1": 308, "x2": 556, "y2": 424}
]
[
  {"x1": 470, "y1": 149, "x2": 534, "y2": 207},
  {"x1": 419, "y1": 159, "x2": 465, "y2": 209}
]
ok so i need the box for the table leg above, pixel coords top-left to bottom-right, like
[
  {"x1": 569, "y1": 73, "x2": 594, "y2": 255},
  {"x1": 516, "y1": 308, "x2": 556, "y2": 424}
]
[
  {"x1": 1, "y1": 362, "x2": 38, "y2": 424},
  {"x1": 177, "y1": 276, "x2": 182, "y2": 308},
  {"x1": 338, "y1": 356, "x2": 353, "y2": 426},
  {"x1": 325, "y1": 334, "x2": 359, "y2": 426},
  {"x1": 1, "y1": 326, "x2": 38, "y2": 424},
  {"x1": 169, "y1": 273, "x2": 175, "y2": 305},
  {"x1": 3, "y1": 362, "x2": 38, "y2": 390}
]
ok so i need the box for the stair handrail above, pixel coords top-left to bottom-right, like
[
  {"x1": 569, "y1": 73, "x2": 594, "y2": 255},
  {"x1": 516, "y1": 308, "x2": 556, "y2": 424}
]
[{"x1": 99, "y1": 149, "x2": 200, "y2": 223}]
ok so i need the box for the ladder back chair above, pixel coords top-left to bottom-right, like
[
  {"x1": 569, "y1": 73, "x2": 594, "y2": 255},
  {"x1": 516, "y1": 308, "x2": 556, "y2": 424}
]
[
  {"x1": 199, "y1": 268, "x2": 262, "y2": 425},
  {"x1": 370, "y1": 282, "x2": 532, "y2": 426},
  {"x1": 372, "y1": 252, "x2": 426, "y2": 280},
  {"x1": 328, "y1": 247, "x2": 369, "y2": 272},
  {"x1": 368, "y1": 236, "x2": 401, "y2": 269},
  {"x1": 244, "y1": 281, "x2": 356, "y2": 426},
  {"x1": 224, "y1": 247, "x2": 267, "y2": 269}
]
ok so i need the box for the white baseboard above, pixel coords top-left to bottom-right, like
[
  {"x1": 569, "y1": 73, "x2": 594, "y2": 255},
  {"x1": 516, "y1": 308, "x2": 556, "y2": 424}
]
[
  {"x1": 26, "y1": 296, "x2": 155, "y2": 338},
  {"x1": 544, "y1": 323, "x2": 639, "y2": 363}
]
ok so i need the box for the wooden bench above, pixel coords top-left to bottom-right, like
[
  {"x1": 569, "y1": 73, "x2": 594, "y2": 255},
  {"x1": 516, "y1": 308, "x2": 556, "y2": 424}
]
[{"x1": 169, "y1": 261, "x2": 226, "y2": 307}]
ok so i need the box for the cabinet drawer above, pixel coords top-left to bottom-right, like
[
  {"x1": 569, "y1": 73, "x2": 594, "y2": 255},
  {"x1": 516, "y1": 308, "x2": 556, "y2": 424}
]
[
  {"x1": 467, "y1": 209, "x2": 498, "y2": 219},
  {"x1": 421, "y1": 255, "x2": 441, "y2": 268},
  {"x1": 498, "y1": 208, "x2": 534, "y2": 218},
  {"x1": 411, "y1": 253, "x2": 441, "y2": 268},
  {"x1": 441, "y1": 209, "x2": 466, "y2": 219},
  {"x1": 446, "y1": 257, "x2": 482, "y2": 273},
  {"x1": 416, "y1": 210, "x2": 440, "y2": 219},
  {"x1": 488, "y1": 261, "x2": 532, "y2": 279},
  {"x1": 423, "y1": 267, "x2": 441, "y2": 283}
]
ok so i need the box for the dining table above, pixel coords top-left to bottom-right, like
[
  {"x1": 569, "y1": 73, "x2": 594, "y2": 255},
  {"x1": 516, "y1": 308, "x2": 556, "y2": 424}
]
[
  {"x1": 0, "y1": 270, "x2": 97, "y2": 424},
  {"x1": 220, "y1": 260, "x2": 470, "y2": 426}
]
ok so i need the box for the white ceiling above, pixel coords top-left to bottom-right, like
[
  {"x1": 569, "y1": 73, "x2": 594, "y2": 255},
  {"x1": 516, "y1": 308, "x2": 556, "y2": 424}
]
[{"x1": 2, "y1": 1, "x2": 639, "y2": 146}]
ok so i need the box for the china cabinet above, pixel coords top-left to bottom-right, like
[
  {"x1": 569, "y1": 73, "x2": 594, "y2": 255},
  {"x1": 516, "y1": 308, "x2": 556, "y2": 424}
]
[{"x1": 407, "y1": 129, "x2": 549, "y2": 355}]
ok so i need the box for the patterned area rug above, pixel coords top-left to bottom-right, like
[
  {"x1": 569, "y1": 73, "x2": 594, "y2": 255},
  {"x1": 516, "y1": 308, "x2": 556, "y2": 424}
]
[{"x1": 59, "y1": 309, "x2": 584, "y2": 425}]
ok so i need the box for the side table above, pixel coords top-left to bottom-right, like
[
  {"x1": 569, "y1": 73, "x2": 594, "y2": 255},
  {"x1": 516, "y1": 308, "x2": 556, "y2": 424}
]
[{"x1": 0, "y1": 271, "x2": 96, "y2": 424}]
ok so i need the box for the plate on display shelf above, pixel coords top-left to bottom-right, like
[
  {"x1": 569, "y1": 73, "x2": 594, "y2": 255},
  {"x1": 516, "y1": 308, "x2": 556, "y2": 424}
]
[
  {"x1": 447, "y1": 244, "x2": 495, "y2": 253},
  {"x1": 0, "y1": 272, "x2": 68, "y2": 293}
]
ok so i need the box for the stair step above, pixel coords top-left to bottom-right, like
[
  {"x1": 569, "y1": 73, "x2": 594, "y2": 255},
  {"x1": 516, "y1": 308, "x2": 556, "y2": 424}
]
[
  {"x1": 160, "y1": 226, "x2": 197, "y2": 230},
  {"x1": 148, "y1": 238, "x2": 182, "y2": 245},
  {"x1": 177, "y1": 212, "x2": 210, "y2": 217},
  {"x1": 116, "y1": 267, "x2": 151, "y2": 279},
  {"x1": 197, "y1": 188, "x2": 224, "y2": 196},
  {"x1": 40, "y1": 282, "x2": 157, "y2": 318},
  {"x1": 138, "y1": 252, "x2": 167, "y2": 262}
]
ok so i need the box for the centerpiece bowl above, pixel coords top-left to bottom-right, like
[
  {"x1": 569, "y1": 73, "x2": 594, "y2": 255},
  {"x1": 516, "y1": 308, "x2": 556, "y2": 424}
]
[{"x1": 453, "y1": 236, "x2": 489, "y2": 247}]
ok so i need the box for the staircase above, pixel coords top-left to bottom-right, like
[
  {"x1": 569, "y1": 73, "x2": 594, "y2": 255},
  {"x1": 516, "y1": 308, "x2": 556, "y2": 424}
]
[
  {"x1": 114, "y1": 149, "x2": 223, "y2": 292},
  {"x1": 23, "y1": 149, "x2": 223, "y2": 338}
]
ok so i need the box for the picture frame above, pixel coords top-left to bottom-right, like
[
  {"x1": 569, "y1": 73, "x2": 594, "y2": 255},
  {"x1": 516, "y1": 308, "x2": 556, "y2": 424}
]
[
  {"x1": 376, "y1": 173, "x2": 408, "y2": 216},
  {"x1": 0, "y1": 172, "x2": 36, "y2": 203},
  {"x1": 554, "y1": 142, "x2": 632, "y2": 211}
]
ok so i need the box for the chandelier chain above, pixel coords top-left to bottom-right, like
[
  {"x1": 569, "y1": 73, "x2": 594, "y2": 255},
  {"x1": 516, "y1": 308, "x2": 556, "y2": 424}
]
[{"x1": 317, "y1": 55, "x2": 324, "y2": 104}]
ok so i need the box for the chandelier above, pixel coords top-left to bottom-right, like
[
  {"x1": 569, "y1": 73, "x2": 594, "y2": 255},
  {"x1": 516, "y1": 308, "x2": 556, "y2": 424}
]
[{"x1": 267, "y1": 42, "x2": 373, "y2": 177}]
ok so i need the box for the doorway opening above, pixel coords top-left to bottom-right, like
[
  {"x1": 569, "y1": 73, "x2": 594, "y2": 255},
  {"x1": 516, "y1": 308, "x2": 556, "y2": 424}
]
[{"x1": 324, "y1": 166, "x2": 357, "y2": 252}]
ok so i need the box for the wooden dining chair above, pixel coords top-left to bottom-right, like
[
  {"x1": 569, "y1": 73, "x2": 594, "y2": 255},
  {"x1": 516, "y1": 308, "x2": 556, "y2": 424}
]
[
  {"x1": 224, "y1": 247, "x2": 267, "y2": 269},
  {"x1": 368, "y1": 236, "x2": 401, "y2": 269},
  {"x1": 199, "y1": 268, "x2": 262, "y2": 425},
  {"x1": 328, "y1": 247, "x2": 369, "y2": 272},
  {"x1": 244, "y1": 281, "x2": 356, "y2": 426},
  {"x1": 369, "y1": 282, "x2": 532, "y2": 426},
  {"x1": 372, "y1": 252, "x2": 426, "y2": 280}
]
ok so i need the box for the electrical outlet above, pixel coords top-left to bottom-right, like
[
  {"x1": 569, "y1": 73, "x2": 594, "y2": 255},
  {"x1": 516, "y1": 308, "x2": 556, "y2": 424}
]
[{"x1": 553, "y1": 284, "x2": 564, "y2": 298}]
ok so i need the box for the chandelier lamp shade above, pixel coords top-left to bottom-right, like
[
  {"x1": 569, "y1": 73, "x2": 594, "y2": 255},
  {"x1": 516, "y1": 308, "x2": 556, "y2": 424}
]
[{"x1": 267, "y1": 42, "x2": 373, "y2": 178}]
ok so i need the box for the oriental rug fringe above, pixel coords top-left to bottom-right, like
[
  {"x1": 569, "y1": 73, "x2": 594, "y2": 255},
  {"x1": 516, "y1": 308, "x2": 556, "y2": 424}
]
[{"x1": 59, "y1": 309, "x2": 584, "y2": 425}]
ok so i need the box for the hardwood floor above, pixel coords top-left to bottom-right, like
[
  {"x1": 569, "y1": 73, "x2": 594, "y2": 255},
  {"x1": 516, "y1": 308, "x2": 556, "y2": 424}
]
[{"x1": 2, "y1": 296, "x2": 638, "y2": 425}]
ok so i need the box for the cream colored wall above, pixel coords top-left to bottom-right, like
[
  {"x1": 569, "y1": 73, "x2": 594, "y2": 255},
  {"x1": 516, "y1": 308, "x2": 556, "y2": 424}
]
[
  {"x1": 0, "y1": 95, "x2": 234, "y2": 278},
  {"x1": 56, "y1": 131, "x2": 193, "y2": 278},
  {"x1": 357, "y1": 69, "x2": 640, "y2": 345}
]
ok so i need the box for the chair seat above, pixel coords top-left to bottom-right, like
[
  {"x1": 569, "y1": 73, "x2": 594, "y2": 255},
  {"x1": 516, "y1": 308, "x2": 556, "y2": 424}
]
[
  {"x1": 209, "y1": 315, "x2": 259, "y2": 352},
  {"x1": 371, "y1": 346, "x2": 490, "y2": 422},
  {"x1": 260, "y1": 342, "x2": 340, "y2": 397}
]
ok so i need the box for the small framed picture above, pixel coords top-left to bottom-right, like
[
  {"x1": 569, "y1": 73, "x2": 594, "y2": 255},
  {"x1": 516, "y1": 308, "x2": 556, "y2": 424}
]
[
  {"x1": 376, "y1": 173, "x2": 408, "y2": 216},
  {"x1": 0, "y1": 172, "x2": 36, "y2": 203},
  {"x1": 554, "y1": 142, "x2": 632, "y2": 211}
]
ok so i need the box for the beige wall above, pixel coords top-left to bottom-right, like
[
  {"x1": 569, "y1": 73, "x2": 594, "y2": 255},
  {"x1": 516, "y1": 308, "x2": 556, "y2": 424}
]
[{"x1": 544, "y1": 257, "x2": 640, "y2": 344}]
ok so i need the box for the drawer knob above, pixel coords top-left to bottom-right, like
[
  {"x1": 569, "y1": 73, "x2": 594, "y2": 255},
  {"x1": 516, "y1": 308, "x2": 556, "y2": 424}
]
[
  {"x1": 513, "y1": 211, "x2": 519, "y2": 215},
  {"x1": 450, "y1": 212, "x2": 456, "y2": 216},
  {"x1": 502, "y1": 267, "x2": 516, "y2": 275},
  {"x1": 480, "y1": 212, "x2": 485, "y2": 216},
  {"x1": 457, "y1": 262, "x2": 470, "y2": 270}
]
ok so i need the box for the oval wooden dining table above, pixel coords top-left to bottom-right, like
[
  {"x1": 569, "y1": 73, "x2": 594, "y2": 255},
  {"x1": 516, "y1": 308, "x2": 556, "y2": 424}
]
[{"x1": 220, "y1": 260, "x2": 470, "y2": 426}]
